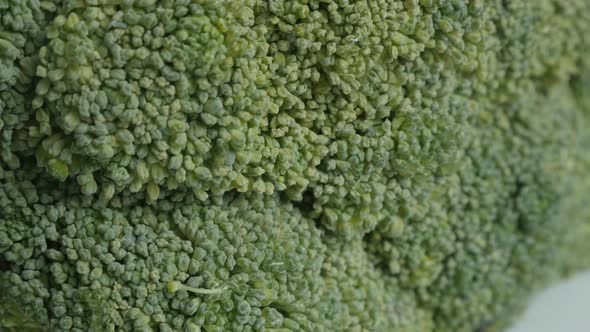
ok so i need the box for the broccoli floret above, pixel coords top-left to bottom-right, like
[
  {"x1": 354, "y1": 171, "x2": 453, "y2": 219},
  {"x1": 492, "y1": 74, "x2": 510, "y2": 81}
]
[
  {"x1": 0, "y1": 0, "x2": 55, "y2": 169},
  {"x1": 30, "y1": 1, "x2": 327, "y2": 202},
  {"x1": 2, "y1": 0, "x2": 590, "y2": 331},
  {"x1": 0, "y1": 170, "x2": 328, "y2": 331}
]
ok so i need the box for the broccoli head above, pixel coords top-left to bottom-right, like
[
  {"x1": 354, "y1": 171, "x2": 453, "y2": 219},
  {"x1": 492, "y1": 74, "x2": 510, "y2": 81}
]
[{"x1": 2, "y1": 0, "x2": 590, "y2": 331}]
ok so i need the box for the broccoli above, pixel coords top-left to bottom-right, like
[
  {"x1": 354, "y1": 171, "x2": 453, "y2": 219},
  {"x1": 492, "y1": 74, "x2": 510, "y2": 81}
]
[{"x1": 2, "y1": 0, "x2": 590, "y2": 331}]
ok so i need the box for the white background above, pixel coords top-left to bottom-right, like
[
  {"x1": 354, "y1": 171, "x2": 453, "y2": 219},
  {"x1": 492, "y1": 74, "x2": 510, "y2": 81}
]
[{"x1": 507, "y1": 270, "x2": 590, "y2": 332}]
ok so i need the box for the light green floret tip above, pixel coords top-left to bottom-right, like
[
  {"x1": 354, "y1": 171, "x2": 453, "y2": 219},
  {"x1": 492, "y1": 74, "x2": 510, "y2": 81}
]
[{"x1": 47, "y1": 159, "x2": 68, "y2": 182}]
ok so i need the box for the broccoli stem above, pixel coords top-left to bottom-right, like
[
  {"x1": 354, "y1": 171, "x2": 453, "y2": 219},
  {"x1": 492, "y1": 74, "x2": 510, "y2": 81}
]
[{"x1": 166, "y1": 281, "x2": 224, "y2": 295}]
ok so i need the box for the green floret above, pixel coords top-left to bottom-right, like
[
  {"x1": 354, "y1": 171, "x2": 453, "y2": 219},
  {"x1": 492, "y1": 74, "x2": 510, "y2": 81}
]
[
  {"x1": 0, "y1": 0, "x2": 54, "y2": 169},
  {"x1": 2, "y1": 0, "x2": 590, "y2": 331},
  {"x1": 29, "y1": 1, "x2": 327, "y2": 201},
  {"x1": 0, "y1": 171, "x2": 329, "y2": 331}
]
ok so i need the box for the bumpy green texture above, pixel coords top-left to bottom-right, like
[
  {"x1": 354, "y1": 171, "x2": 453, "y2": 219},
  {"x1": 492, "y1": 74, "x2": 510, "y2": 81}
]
[{"x1": 2, "y1": 0, "x2": 590, "y2": 331}]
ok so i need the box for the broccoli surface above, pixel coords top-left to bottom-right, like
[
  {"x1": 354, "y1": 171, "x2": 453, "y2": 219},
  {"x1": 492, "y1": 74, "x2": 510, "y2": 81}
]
[{"x1": 1, "y1": 0, "x2": 590, "y2": 331}]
